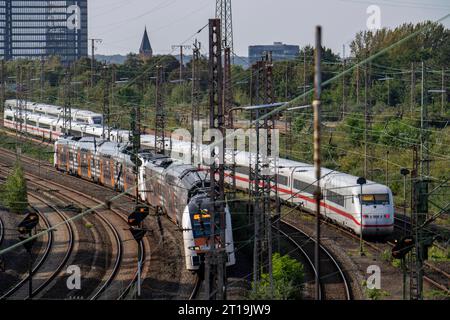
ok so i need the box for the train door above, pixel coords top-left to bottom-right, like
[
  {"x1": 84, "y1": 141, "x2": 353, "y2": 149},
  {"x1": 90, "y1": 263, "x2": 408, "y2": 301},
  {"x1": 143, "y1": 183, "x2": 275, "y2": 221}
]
[
  {"x1": 103, "y1": 158, "x2": 111, "y2": 187},
  {"x1": 56, "y1": 145, "x2": 62, "y2": 169},
  {"x1": 110, "y1": 160, "x2": 115, "y2": 187},
  {"x1": 66, "y1": 147, "x2": 70, "y2": 172},
  {"x1": 122, "y1": 164, "x2": 127, "y2": 192},
  {"x1": 77, "y1": 151, "x2": 82, "y2": 176},
  {"x1": 80, "y1": 151, "x2": 88, "y2": 178},
  {"x1": 87, "y1": 152, "x2": 92, "y2": 180},
  {"x1": 99, "y1": 158, "x2": 104, "y2": 185}
]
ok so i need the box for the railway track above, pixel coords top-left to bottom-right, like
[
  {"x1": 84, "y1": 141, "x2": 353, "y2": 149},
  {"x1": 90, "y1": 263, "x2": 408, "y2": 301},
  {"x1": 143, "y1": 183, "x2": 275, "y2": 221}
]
[
  {"x1": 394, "y1": 213, "x2": 449, "y2": 251},
  {"x1": 0, "y1": 200, "x2": 53, "y2": 300},
  {"x1": 0, "y1": 154, "x2": 145, "y2": 300},
  {"x1": 23, "y1": 171, "x2": 139, "y2": 300},
  {"x1": 0, "y1": 145, "x2": 198, "y2": 300},
  {"x1": 295, "y1": 212, "x2": 450, "y2": 295},
  {"x1": 189, "y1": 275, "x2": 202, "y2": 300},
  {"x1": 275, "y1": 220, "x2": 351, "y2": 300}
]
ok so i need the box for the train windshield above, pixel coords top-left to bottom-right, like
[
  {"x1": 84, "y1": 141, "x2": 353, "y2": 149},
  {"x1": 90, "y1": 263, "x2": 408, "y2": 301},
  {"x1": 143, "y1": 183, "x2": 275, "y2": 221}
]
[
  {"x1": 359, "y1": 194, "x2": 390, "y2": 205},
  {"x1": 192, "y1": 212, "x2": 212, "y2": 238},
  {"x1": 92, "y1": 117, "x2": 102, "y2": 125}
]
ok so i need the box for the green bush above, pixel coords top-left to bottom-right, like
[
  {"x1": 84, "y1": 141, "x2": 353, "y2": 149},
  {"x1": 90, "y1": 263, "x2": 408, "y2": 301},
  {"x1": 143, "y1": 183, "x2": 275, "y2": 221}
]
[
  {"x1": 1, "y1": 162, "x2": 29, "y2": 214},
  {"x1": 250, "y1": 253, "x2": 304, "y2": 300}
]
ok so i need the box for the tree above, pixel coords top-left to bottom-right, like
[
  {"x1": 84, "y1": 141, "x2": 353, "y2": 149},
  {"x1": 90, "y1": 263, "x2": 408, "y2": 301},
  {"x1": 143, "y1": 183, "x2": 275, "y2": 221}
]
[
  {"x1": 1, "y1": 161, "x2": 28, "y2": 214},
  {"x1": 250, "y1": 253, "x2": 304, "y2": 300}
]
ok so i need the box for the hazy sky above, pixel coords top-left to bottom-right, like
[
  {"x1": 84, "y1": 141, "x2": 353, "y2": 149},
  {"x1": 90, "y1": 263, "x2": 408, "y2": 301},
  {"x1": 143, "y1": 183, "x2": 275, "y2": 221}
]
[{"x1": 88, "y1": 0, "x2": 450, "y2": 57}]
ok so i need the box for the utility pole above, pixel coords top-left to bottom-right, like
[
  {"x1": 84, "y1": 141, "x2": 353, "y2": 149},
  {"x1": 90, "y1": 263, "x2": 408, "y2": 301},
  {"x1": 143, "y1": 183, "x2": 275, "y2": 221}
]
[
  {"x1": 191, "y1": 40, "x2": 201, "y2": 165},
  {"x1": 40, "y1": 57, "x2": 44, "y2": 101},
  {"x1": 313, "y1": 26, "x2": 322, "y2": 301},
  {"x1": 408, "y1": 61, "x2": 430, "y2": 301},
  {"x1": 411, "y1": 62, "x2": 415, "y2": 114},
  {"x1": 102, "y1": 65, "x2": 110, "y2": 140},
  {"x1": 303, "y1": 49, "x2": 307, "y2": 103},
  {"x1": 356, "y1": 63, "x2": 360, "y2": 105},
  {"x1": 63, "y1": 68, "x2": 72, "y2": 135},
  {"x1": 89, "y1": 38, "x2": 102, "y2": 88},
  {"x1": 171, "y1": 44, "x2": 191, "y2": 83},
  {"x1": 364, "y1": 63, "x2": 368, "y2": 178},
  {"x1": 285, "y1": 63, "x2": 292, "y2": 158},
  {"x1": 205, "y1": 18, "x2": 226, "y2": 300},
  {"x1": 342, "y1": 44, "x2": 346, "y2": 120},
  {"x1": 16, "y1": 65, "x2": 24, "y2": 137},
  {"x1": 250, "y1": 55, "x2": 278, "y2": 298},
  {"x1": 224, "y1": 46, "x2": 237, "y2": 197},
  {"x1": 385, "y1": 150, "x2": 389, "y2": 186},
  {"x1": 130, "y1": 105, "x2": 141, "y2": 204},
  {"x1": 1, "y1": 59, "x2": 5, "y2": 127},
  {"x1": 441, "y1": 67, "x2": 445, "y2": 116},
  {"x1": 155, "y1": 65, "x2": 165, "y2": 155}
]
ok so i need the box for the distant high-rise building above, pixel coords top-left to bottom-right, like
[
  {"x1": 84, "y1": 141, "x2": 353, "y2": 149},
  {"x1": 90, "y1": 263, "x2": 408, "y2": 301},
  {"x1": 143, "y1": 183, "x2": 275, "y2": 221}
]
[
  {"x1": 0, "y1": 0, "x2": 88, "y2": 64},
  {"x1": 139, "y1": 27, "x2": 152, "y2": 60},
  {"x1": 249, "y1": 42, "x2": 299, "y2": 65}
]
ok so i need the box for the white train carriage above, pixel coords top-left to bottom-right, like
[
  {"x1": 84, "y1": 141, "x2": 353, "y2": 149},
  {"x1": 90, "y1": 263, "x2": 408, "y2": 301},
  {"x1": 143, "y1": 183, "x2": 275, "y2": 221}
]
[
  {"x1": 162, "y1": 138, "x2": 394, "y2": 236},
  {"x1": 5, "y1": 99, "x2": 103, "y2": 126},
  {"x1": 4, "y1": 108, "x2": 63, "y2": 140}
]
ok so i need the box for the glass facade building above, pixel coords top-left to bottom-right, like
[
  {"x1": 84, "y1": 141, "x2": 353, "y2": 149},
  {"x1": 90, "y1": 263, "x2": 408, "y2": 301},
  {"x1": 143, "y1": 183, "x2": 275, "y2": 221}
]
[
  {"x1": 249, "y1": 42, "x2": 300, "y2": 65},
  {"x1": 0, "y1": 0, "x2": 87, "y2": 63}
]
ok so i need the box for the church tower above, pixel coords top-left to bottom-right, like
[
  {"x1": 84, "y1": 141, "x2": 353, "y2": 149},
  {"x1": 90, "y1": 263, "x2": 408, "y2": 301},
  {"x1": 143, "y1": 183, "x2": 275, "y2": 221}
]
[{"x1": 139, "y1": 27, "x2": 153, "y2": 60}]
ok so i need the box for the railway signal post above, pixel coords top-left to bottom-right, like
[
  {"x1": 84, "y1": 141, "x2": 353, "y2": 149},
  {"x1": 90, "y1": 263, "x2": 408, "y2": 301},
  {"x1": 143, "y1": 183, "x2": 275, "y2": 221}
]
[
  {"x1": 128, "y1": 205, "x2": 150, "y2": 298},
  {"x1": 357, "y1": 177, "x2": 367, "y2": 256},
  {"x1": 18, "y1": 211, "x2": 39, "y2": 299}
]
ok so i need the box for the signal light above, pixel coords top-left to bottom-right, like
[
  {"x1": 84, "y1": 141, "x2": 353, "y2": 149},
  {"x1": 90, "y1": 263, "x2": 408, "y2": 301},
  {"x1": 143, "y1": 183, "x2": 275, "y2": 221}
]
[
  {"x1": 385, "y1": 214, "x2": 390, "y2": 219},
  {"x1": 392, "y1": 236, "x2": 414, "y2": 259},
  {"x1": 127, "y1": 205, "x2": 150, "y2": 226}
]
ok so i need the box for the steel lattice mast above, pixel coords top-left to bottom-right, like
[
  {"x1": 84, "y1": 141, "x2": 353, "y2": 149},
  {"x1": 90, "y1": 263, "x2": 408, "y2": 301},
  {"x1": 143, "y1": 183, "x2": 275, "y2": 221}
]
[
  {"x1": 205, "y1": 18, "x2": 227, "y2": 300},
  {"x1": 155, "y1": 65, "x2": 166, "y2": 155},
  {"x1": 215, "y1": 0, "x2": 234, "y2": 56}
]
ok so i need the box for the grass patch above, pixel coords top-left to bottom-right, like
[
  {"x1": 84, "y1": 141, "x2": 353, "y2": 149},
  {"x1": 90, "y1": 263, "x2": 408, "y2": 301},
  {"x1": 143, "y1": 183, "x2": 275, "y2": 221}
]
[
  {"x1": 424, "y1": 289, "x2": 450, "y2": 299},
  {"x1": 428, "y1": 245, "x2": 450, "y2": 262},
  {"x1": 362, "y1": 280, "x2": 390, "y2": 300},
  {"x1": 0, "y1": 132, "x2": 54, "y2": 163}
]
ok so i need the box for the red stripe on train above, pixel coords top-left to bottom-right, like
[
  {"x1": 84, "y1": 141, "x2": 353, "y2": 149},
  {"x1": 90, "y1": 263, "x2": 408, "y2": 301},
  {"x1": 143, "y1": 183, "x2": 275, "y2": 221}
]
[{"x1": 224, "y1": 172, "x2": 393, "y2": 228}]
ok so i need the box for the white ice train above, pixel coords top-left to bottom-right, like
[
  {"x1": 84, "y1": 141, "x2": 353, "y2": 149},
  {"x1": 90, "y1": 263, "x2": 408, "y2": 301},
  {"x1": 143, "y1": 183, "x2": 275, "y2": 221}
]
[
  {"x1": 3, "y1": 101, "x2": 394, "y2": 236},
  {"x1": 5, "y1": 99, "x2": 103, "y2": 125}
]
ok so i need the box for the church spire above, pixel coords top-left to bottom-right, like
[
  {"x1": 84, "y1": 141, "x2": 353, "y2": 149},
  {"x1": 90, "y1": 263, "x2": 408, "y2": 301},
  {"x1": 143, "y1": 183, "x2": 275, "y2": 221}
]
[{"x1": 139, "y1": 26, "x2": 153, "y2": 59}]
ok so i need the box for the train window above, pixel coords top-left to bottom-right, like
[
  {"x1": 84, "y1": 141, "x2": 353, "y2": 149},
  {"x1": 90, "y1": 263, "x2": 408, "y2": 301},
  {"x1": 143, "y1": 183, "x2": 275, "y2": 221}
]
[
  {"x1": 235, "y1": 165, "x2": 250, "y2": 175},
  {"x1": 39, "y1": 123, "x2": 51, "y2": 129},
  {"x1": 6, "y1": 116, "x2": 13, "y2": 121},
  {"x1": 276, "y1": 174, "x2": 288, "y2": 186},
  {"x1": 293, "y1": 179, "x2": 315, "y2": 195},
  {"x1": 192, "y1": 215, "x2": 211, "y2": 238},
  {"x1": 27, "y1": 120, "x2": 37, "y2": 127},
  {"x1": 326, "y1": 190, "x2": 345, "y2": 207},
  {"x1": 359, "y1": 194, "x2": 390, "y2": 205}
]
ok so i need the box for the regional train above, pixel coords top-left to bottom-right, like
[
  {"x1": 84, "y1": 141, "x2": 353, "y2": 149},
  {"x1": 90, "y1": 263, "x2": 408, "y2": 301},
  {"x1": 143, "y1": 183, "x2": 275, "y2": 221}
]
[
  {"x1": 3, "y1": 100, "x2": 394, "y2": 236},
  {"x1": 54, "y1": 135, "x2": 235, "y2": 271}
]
